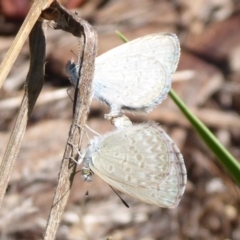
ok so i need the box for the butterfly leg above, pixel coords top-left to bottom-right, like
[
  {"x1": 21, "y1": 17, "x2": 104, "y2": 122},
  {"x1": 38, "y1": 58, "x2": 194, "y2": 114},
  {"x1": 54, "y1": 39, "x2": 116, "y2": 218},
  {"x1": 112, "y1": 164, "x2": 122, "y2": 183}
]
[
  {"x1": 84, "y1": 125, "x2": 101, "y2": 136},
  {"x1": 66, "y1": 86, "x2": 74, "y2": 102},
  {"x1": 67, "y1": 141, "x2": 83, "y2": 164},
  {"x1": 74, "y1": 123, "x2": 100, "y2": 139}
]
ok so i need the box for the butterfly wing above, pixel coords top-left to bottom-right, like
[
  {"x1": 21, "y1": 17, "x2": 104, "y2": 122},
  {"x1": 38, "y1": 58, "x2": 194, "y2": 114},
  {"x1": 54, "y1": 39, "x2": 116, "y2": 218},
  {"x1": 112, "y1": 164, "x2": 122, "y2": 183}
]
[
  {"x1": 89, "y1": 123, "x2": 186, "y2": 208},
  {"x1": 93, "y1": 33, "x2": 180, "y2": 112}
]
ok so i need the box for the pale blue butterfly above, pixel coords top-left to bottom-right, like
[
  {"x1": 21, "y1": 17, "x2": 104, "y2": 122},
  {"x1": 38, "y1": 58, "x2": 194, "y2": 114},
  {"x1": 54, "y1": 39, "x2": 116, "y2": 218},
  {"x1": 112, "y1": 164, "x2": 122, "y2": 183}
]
[{"x1": 66, "y1": 33, "x2": 180, "y2": 118}]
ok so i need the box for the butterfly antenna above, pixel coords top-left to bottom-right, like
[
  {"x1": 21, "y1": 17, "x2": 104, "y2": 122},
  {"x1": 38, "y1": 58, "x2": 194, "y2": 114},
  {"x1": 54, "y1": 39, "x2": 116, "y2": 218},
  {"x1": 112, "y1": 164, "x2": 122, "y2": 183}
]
[
  {"x1": 109, "y1": 185, "x2": 129, "y2": 208},
  {"x1": 70, "y1": 49, "x2": 78, "y2": 59}
]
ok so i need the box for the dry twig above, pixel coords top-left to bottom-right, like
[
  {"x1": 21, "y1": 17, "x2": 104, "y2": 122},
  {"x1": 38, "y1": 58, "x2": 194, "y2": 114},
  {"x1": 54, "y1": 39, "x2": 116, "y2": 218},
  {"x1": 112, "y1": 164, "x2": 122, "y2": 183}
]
[
  {"x1": 0, "y1": 0, "x2": 53, "y2": 89},
  {"x1": 41, "y1": 2, "x2": 98, "y2": 239},
  {"x1": 0, "y1": 21, "x2": 46, "y2": 208}
]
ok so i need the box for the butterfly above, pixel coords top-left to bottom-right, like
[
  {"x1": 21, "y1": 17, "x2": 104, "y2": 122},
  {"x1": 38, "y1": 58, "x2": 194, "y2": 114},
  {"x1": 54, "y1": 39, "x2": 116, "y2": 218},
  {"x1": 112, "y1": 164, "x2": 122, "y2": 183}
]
[
  {"x1": 66, "y1": 33, "x2": 180, "y2": 118},
  {"x1": 79, "y1": 122, "x2": 186, "y2": 208}
]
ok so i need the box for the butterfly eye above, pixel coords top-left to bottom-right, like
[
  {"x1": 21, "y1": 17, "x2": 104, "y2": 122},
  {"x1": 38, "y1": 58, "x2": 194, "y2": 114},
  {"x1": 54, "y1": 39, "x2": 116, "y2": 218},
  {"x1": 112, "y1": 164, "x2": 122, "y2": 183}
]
[{"x1": 81, "y1": 166, "x2": 93, "y2": 182}]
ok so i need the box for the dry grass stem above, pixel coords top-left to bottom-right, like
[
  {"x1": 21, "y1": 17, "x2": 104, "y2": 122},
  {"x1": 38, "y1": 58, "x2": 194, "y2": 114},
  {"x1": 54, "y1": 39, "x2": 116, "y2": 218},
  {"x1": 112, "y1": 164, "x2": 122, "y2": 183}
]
[
  {"x1": 0, "y1": 0, "x2": 53, "y2": 89},
  {"x1": 0, "y1": 21, "x2": 46, "y2": 208},
  {"x1": 41, "y1": 2, "x2": 98, "y2": 239}
]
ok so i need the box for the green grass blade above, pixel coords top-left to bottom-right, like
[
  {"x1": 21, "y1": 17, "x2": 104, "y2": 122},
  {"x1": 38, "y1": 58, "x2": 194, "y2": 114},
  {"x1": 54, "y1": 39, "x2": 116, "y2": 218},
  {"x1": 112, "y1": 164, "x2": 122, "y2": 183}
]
[
  {"x1": 115, "y1": 31, "x2": 129, "y2": 43},
  {"x1": 169, "y1": 89, "x2": 240, "y2": 186}
]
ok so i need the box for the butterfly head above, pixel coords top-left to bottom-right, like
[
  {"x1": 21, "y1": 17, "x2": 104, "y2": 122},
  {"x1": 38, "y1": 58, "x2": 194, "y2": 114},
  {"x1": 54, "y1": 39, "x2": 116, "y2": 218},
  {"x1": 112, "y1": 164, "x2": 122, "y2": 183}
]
[
  {"x1": 66, "y1": 60, "x2": 79, "y2": 87},
  {"x1": 81, "y1": 166, "x2": 94, "y2": 182}
]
